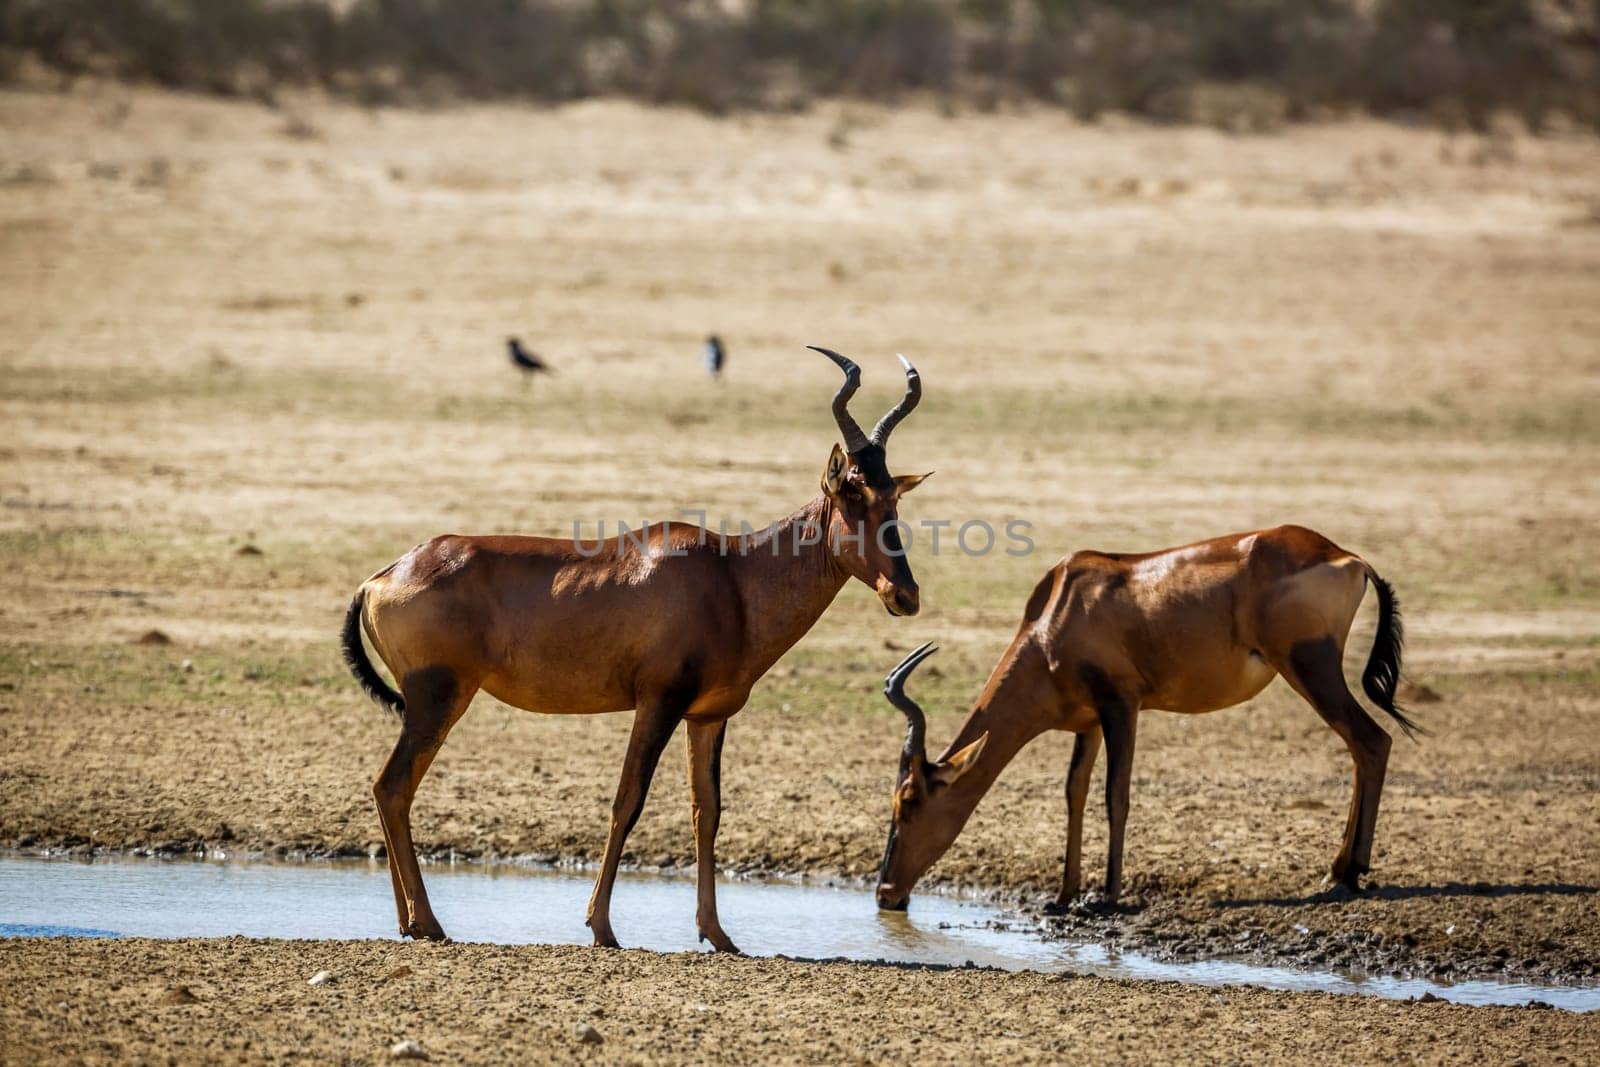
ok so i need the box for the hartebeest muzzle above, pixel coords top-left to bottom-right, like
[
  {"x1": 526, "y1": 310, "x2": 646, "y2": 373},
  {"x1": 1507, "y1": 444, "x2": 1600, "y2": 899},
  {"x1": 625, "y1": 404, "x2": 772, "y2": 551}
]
[
  {"x1": 880, "y1": 580, "x2": 921, "y2": 617},
  {"x1": 877, "y1": 824, "x2": 911, "y2": 909}
]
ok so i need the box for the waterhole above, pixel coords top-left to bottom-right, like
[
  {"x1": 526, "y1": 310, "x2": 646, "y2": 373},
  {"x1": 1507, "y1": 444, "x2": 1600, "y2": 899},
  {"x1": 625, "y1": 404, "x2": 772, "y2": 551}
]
[{"x1": 1, "y1": 855, "x2": 1594, "y2": 1013}]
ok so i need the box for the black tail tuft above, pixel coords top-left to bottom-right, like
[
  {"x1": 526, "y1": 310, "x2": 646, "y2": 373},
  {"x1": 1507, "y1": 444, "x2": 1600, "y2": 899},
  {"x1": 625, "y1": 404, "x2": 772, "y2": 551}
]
[
  {"x1": 1362, "y1": 570, "x2": 1423, "y2": 741},
  {"x1": 342, "y1": 589, "x2": 403, "y2": 718}
]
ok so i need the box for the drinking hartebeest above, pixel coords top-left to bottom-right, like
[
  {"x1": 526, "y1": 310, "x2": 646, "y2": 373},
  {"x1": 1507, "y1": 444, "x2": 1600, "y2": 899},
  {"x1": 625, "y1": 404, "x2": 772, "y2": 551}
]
[
  {"x1": 343, "y1": 347, "x2": 930, "y2": 952},
  {"x1": 874, "y1": 525, "x2": 1420, "y2": 913}
]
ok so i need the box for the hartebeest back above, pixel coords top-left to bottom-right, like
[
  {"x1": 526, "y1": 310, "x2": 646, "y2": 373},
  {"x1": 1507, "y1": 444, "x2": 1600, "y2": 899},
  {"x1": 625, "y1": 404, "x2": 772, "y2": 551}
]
[
  {"x1": 875, "y1": 525, "x2": 1419, "y2": 912},
  {"x1": 342, "y1": 347, "x2": 930, "y2": 952}
]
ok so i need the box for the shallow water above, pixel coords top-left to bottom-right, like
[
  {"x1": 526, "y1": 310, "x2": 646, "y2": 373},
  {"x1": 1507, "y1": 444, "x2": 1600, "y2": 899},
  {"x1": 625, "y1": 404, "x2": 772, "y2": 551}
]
[{"x1": 1, "y1": 855, "x2": 1594, "y2": 1013}]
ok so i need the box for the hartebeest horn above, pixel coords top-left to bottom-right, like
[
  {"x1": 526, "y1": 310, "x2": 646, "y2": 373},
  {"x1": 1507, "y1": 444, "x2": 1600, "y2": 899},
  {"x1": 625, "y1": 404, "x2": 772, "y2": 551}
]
[
  {"x1": 870, "y1": 354, "x2": 921, "y2": 447},
  {"x1": 884, "y1": 641, "x2": 938, "y2": 766},
  {"x1": 808, "y1": 345, "x2": 871, "y2": 454}
]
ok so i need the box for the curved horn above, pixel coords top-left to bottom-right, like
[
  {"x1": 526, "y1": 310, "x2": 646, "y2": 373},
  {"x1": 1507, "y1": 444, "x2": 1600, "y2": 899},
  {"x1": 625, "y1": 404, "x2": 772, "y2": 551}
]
[
  {"x1": 870, "y1": 354, "x2": 921, "y2": 447},
  {"x1": 884, "y1": 641, "x2": 938, "y2": 765},
  {"x1": 808, "y1": 345, "x2": 871, "y2": 453}
]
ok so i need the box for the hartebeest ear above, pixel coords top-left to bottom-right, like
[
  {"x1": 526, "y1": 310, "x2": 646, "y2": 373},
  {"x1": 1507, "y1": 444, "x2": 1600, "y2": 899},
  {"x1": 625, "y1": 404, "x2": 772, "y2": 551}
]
[
  {"x1": 822, "y1": 443, "x2": 848, "y2": 496},
  {"x1": 929, "y1": 732, "x2": 988, "y2": 790},
  {"x1": 893, "y1": 472, "x2": 932, "y2": 497}
]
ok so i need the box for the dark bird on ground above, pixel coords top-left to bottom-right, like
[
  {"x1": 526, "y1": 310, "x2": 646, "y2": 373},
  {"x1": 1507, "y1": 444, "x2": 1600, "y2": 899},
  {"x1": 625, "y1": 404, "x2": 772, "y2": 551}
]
[
  {"x1": 508, "y1": 337, "x2": 552, "y2": 377},
  {"x1": 705, "y1": 334, "x2": 725, "y2": 380}
]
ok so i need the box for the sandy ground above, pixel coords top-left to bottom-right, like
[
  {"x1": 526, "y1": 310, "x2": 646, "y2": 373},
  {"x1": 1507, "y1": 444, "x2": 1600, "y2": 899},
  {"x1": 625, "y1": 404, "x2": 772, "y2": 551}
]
[
  {"x1": 2, "y1": 83, "x2": 1599, "y2": 1056},
  {"x1": 2, "y1": 938, "x2": 1597, "y2": 1065}
]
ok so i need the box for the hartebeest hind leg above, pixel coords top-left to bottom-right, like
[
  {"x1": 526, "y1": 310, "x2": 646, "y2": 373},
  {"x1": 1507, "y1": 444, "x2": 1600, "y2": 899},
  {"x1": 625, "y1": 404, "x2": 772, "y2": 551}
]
[
  {"x1": 586, "y1": 700, "x2": 684, "y2": 948},
  {"x1": 687, "y1": 718, "x2": 739, "y2": 953},
  {"x1": 374, "y1": 666, "x2": 478, "y2": 941},
  {"x1": 1045, "y1": 727, "x2": 1102, "y2": 914},
  {"x1": 1280, "y1": 636, "x2": 1392, "y2": 889}
]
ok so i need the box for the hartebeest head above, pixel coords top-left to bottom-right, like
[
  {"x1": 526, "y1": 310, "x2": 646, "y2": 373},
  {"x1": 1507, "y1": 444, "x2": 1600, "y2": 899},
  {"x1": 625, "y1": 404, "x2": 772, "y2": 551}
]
[
  {"x1": 875, "y1": 642, "x2": 988, "y2": 909},
  {"x1": 810, "y1": 346, "x2": 930, "y2": 617}
]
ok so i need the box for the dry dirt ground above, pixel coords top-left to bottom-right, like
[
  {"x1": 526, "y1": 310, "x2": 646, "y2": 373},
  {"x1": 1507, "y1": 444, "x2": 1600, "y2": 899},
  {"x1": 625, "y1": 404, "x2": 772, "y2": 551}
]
[
  {"x1": 3, "y1": 938, "x2": 1598, "y2": 1066},
  {"x1": 2, "y1": 85, "x2": 1599, "y2": 1059}
]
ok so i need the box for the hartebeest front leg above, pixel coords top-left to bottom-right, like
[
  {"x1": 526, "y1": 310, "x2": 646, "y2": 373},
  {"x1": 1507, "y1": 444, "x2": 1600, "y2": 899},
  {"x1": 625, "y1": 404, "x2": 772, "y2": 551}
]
[
  {"x1": 686, "y1": 718, "x2": 740, "y2": 953},
  {"x1": 1097, "y1": 696, "x2": 1140, "y2": 905},
  {"x1": 586, "y1": 700, "x2": 683, "y2": 949},
  {"x1": 1045, "y1": 726, "x2": 1102, "y2": 914}
]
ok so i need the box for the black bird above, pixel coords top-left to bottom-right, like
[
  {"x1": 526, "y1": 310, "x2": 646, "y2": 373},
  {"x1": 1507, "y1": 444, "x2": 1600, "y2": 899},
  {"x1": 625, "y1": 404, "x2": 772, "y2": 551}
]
[
  {"x1": 508, "y1": 336, "x2": 552, "y2": 377},
  {"x1": 704, "y1": 334, "x2": 725, "y2": 380}
]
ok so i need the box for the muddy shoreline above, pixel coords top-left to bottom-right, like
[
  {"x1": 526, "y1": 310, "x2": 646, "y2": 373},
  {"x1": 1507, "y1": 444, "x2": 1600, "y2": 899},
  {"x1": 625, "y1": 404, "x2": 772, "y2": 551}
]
[{"x1": 1030, "y1": 891, "x2": 1600, "y2": 989}]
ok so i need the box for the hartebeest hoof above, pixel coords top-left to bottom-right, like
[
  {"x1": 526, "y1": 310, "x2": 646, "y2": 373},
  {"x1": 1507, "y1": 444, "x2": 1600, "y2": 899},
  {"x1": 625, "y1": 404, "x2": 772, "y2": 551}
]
[
  {"x1": 1064, "y1": 888, "x2": 1122, "y2": 915},
  {"x1": 1321, "y1": 874, "x2": 1367, "y2": 900},
  {"x1": 1041, "y1": 894, "x2": 1081, "y2": 917},
  {"x1": 587, "y1": 920, "x2": 622, "y2": 950},
  {"x1": 404, "y1": 918, "x2": 448, "y2": 942},
  {"x1": 1319, "y1": 881, "x2": 1360, "y2": 902},
  {"x1": 698, "y1": 927, "x2": 743, "y2": 954},
  {"x1": 1326, "y1": 859, "x2": 1370, "y2": 894}
]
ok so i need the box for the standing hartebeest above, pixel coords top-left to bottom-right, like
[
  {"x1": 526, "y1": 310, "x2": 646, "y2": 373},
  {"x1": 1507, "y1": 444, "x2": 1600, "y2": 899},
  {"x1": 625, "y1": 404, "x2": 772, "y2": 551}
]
[
  {"x1": 873, "y1": 525, "x2": 1420, "y2": 913},
  {"x1": 342, "y1": 347, "x2": 929, "y2": 952}
]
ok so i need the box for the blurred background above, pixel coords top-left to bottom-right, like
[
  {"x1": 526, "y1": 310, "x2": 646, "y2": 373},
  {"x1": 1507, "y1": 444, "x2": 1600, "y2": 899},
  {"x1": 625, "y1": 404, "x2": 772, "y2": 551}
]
[{"x1": 3, "y1": 1, "x2": 1597, "y2": 129}]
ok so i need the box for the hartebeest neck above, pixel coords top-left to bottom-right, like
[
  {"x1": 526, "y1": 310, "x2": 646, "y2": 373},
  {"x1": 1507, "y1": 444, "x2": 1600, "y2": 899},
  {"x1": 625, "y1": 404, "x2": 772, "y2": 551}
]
[
  {"x1": 725, "y1": 496, "x2": 850, "y2": 678},
  {"x1": 934, "y1": 638, "x2": 1057, "y2": 808}
]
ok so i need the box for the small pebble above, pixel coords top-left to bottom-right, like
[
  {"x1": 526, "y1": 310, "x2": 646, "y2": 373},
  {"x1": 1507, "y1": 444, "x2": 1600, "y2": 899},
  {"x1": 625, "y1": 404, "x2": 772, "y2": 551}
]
[
  {"x1": 575, "y1": 1023, "x2": 604, "y2": 1045},
  {"x1": 307, "y1": 970, "x2": 335, "y2": 986},
  {"x1": 389, "y1": 1039, "x2": 430, "y2": 1060}
]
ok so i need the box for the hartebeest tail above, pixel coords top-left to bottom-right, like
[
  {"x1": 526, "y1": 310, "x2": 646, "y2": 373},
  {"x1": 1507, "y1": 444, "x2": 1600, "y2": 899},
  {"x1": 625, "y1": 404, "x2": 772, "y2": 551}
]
[
  {"x1": 875, "y1": 525, "x2": 1424, "y2": 913},
  {"x1": 342, "y1": 588, "x2": 403, "y2": 717},
  {"x1": 1360, "y1": 567, "x2": 1420, "y2": 740}
]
